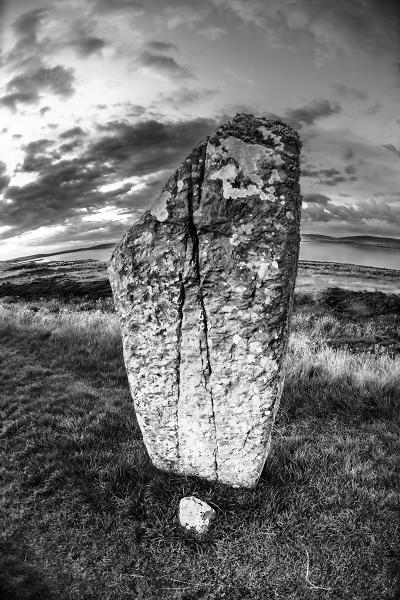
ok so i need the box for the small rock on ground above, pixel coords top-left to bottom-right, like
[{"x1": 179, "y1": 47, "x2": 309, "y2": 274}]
[{"x1": 178, "y1": 496, "x2": 216, "y2": 536}]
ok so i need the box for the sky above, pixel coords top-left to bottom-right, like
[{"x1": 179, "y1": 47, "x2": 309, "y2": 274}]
[{"x1": 0, "y1": 0, "x2": 399, "y2": 260}]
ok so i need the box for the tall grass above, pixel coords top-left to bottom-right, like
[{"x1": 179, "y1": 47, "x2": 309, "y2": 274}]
[{"x1": 1, "y1": 296, "x2": 399, "y2": 600}]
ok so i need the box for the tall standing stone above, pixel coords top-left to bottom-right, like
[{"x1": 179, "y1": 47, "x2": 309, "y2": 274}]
[{"x1": 108, "y1": 113, "x2": 302, "y2": 488}]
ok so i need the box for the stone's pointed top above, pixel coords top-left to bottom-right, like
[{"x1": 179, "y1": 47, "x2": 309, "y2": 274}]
[{"x1": 213, "y1": 113, "x2": 302, "y2": 151}]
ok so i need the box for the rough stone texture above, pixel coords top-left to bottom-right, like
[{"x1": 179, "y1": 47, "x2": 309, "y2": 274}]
[
  {"x1": 178, "y1": 496, "x2": 216, "y2": 536},
  {"x1": 108, "y1": 113, "x2": 302, "y2": 488}
]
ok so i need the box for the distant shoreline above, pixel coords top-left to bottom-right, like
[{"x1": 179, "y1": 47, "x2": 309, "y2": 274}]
[
  {"x1": 302, "y1": 238, "x2": 400, "y2": 251},
  {"x1": 5, "y1": 234, "x2": 400, "y2": 264}
]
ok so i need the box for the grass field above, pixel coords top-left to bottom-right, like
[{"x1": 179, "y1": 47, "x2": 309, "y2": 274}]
[{"x1": 1, "y1": 275, "x2": 400, "y2": 599}]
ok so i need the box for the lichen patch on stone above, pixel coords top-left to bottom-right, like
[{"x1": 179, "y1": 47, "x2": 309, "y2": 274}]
[
  {"x1": 150, "y1": 190, "x2": 171, "y2": 222},
  {"x1": 209, "y1": 136, "x2": 276, "y2": 201}
]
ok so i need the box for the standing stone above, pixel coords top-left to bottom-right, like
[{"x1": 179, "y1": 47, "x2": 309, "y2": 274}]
[{"x1": 108, "y1": 113, "x2": 302, "y2": 488}]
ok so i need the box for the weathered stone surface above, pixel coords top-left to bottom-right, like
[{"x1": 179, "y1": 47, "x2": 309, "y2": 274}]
[
  {"x1": 108, "y1": 113, "x2": 302, "y2": 488},
  {"x1": 178, "y1": 496, "x2": 216, "y2": 536}
]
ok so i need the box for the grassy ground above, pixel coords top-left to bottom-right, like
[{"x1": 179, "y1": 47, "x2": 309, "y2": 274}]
[{"x1": 0, "y1": 287, "x2": 399, "y2": 599}]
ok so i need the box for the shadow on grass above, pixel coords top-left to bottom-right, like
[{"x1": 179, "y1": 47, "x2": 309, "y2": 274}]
[
  {"x1": 27, "y1": 363, "x2": 396, "y2": 535},
  {"x1": 0, "y1": 540, "x2": 55, "y2": 600}
]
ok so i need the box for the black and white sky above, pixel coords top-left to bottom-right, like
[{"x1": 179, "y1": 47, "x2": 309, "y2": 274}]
[{"x1": 0, "y1": 0, "x2": 399, "y2": 259}]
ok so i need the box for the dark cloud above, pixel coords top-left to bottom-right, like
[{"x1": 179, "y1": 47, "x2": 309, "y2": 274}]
[
  {"x1": 158, "y1": 87, "x2": 217, "y2": 107},
  {"x1": 303, "y1": 167, "x2": 341, "y2": 178},
  {"x1": 0, "y1": 91, "x2": 38, "y2": 110},
  {"x1": 88, "y1": 117, "x2": 215, "y2": 175},
  {"x1": 12, "y1": 8, "x2": 47, "y2": 48},
  {"x1": 21, "y1": 139, "x2": 55, "y2": 172},
  {"x1": 303, "y1": 193, "x2": 330, "y2": 206},
  {"x1": 0, "y1": 161, "x2": 10, "y2": 193},
  {"x1": 59, "y1": 140, "x2": 84, "y2": 154},
  {"x1": 96, "y1": 119, "x2": 130, "y2": 132},
  {"x1": 2, "y1": 157, "x2": 116, "y2": 238},
  {"x1": 5, "y1": 8, "x2": 48, "y2": 70},
  {"x1": 69, "y1": 36, "x2": 107, "y2": 57},
  {"x1": 343, "y1": 148, "x2": 354, "y2": 160},
  {"x1": 332, "y1": 84, "x2": 368, "y2": 101},
  {"x1": 125, "y1": 104, "x2": 147, "y2": 117},
  {"x1": 145, "y1": 40, "x2": 178, "y2": 52},
  {"x1": 302, "y1": 166, "x2": 356, "y2": 186},
  {"x1": 382, "y1": 144, "x2": 400, "y2": 157},
  {"x1": 7, "y1": 65, "x2": 75, "y2": 99},
  {"x1": 286, "y1": 100, "x2": 341, "y2": 128},
  {"x1": 137, "y1": 50, "x2": 193, "y2": 78},
  {"x1": 39, "y1": 106, "x2": 51, "y2": 116},
  {"x1": 1, "y1": 117, "x2": 217, "y2": 239},
  {"x1": 59, "y1": 127, "x2": 87, "y2": 139}
]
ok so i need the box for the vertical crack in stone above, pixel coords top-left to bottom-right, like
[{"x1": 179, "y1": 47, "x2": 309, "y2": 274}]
[
  {"x1": 185, "y1": 156, "x2": 219, "y2": 480},
  {"x1": 176, "y1": 267, "x2": 185, "y2": 465}
]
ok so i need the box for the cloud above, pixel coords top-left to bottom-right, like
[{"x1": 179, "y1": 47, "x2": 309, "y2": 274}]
[
  {"x1": 303, "y1": 193, "x2": 330, "y2": 206},
  {"x1": 1, "y1": 117, "x2": 217, "y2": 240},
  {"x1": 198, "y1": 26, "x2": 227, "y2": 40},
  {"x1": 93, "y1": 0, "x2": 144, "y2": 12},
  {"x1": 59, "y1": 127, "x2": 87, "y2": 139},
  {"x1": 365, "y1": 102, "x2": 382, "y2": 115},
  {"x1": 145, "y1": 40, "x2": 178, "y2": 52},
  {"x1": 210, "y1": 0, "x2": 261, "y2": 27},
  {"x1": 39, "y1": 106, "x2": 51, "y2": 116},
  {"x1": 4, "y1": 6, "x2": 106, "y2": 82},
  {"x1": 88, "y1": 117, "x2": 216, "y2": 175},
  {"x1": 0, "y1": 161, "x2": 10, "y2": 193},
  {"x1": 382, "y1": 144, "x2": 400, "y2": 158},
  {"x1": 209, "y1": 0, "x2": 400, "y2": 65},
  {"x1": 136, "y1": 50, "x2": 193, "y2": 79},
  {"x1": 285, "y1": 100, "x2": 341, "y2": 128},
  {"x1": 158, "y1": 87, "x2": 217, "y2": 108},
  {"x1": 303, "y1": 168, "x2": 341, "y2": 178},
  {"x1": 343, "y1": 148, "x2": 354, "y2": 160},
  {"x1": 0, "y1": 91, "x2": 38, "y2": 110},
  {"x1": 21, "y1": 139, "x2": 56, "y2": 172},
  {"x1": 302, "y1": 166, "x2": 357, "y2": 186},
  {"x1": 332, "y1": 84, "x2": 368, "y2": 101},
  {"x1": 12, "y1": 7, "x2": 48, "y2": 49},
  {"x1": 6, "y1": 65, "x2": 75, "y2": 99},
  {"x1": 70, "y1": 35, "x2": 107, "y2": 57},
  {"x1": 162, "y1": 5, "x2": 207, "y2": 29},
  {"x1": 59, "y1": 140, "x2": 84, "y2": 154},
  {"x1": 302, "y1": 195, "x2": 400, "y2": 227},
  {"x1": 5, "y1": 8, "x2": 49, "y2": 70},
  {"x1": 1, "y1": 64, "x2": 76, "y2": 112}
]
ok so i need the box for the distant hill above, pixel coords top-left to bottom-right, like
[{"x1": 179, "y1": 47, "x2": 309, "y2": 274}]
[
  {"x1": 302, "y1": 234, "x2": 400, "y2": 250},
  {"x1": 8, "y1": 242, "x2": 116, "y2": 263}
]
